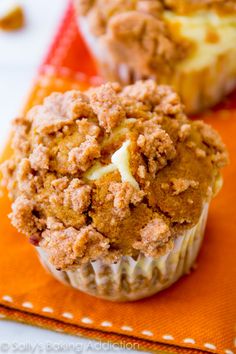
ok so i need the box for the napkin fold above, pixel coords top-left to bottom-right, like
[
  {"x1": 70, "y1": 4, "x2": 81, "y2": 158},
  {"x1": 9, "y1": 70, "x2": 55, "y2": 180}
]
[{"x1": 0, "y1": 3, "x2": 235, "y2": 354}]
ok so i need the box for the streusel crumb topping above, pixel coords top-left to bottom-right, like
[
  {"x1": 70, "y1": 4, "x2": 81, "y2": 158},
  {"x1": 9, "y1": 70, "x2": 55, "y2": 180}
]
[
  {"x1": 74, "y1": 0, "x2": 236, "y2": 80},
  {"x1": 1, "y1": 81, "x2": 228, "y2": 269},
  {"x1": 75, "y1": 0, "x2": 191, "y2": 77}
]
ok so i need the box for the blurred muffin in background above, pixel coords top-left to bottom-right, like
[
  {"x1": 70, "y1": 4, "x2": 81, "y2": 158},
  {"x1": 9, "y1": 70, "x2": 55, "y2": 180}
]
[
  {"x1": 1, "y1": 80, "x2": 228, "y2": 301},
  {"x1": 74, "y1": 0, "x2": 236, "y2": 114}
]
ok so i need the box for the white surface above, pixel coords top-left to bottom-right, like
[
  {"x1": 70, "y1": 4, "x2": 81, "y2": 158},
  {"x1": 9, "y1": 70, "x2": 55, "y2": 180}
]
[
  {"x1": 0, "y1": 1, "x2": 148, "y2": 353},
  {"x1": 0, "y1": 0, "x2": 67, "y2": 150}
]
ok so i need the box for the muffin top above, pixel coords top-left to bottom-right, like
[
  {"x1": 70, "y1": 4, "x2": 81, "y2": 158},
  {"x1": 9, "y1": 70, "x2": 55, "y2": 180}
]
[
  {"x1": 1, "y1": 80, "x2": 228, "y2": 270},
  {"x1": 75, "y1": 0, "x2": 190, "y2": 77},
  {"x1": 75, "y1": 0, "x2": 236, "y2": 80}
]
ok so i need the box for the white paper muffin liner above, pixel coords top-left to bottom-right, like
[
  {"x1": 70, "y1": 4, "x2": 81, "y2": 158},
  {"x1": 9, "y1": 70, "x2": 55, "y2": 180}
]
[
  {"x1": 77, "y1": 18, "x2": 236, "y2": 114},
  {"x1": 36, "y1": 202, "x2": 209, "y2": 302}
]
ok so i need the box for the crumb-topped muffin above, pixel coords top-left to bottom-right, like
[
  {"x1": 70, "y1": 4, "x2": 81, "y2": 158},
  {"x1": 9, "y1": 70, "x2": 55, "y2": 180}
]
[
  {"x1": 1, "y1": 81, "x2": 228, "y2": 301},
  {"x1": 74, "y1": 0, "x2": 236, "y2": 113}
]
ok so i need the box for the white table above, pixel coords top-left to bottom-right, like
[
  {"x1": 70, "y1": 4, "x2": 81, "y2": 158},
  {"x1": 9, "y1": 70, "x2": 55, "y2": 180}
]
[{"x1": 0, "y1": 1, "x2": 148, "y2": 352}]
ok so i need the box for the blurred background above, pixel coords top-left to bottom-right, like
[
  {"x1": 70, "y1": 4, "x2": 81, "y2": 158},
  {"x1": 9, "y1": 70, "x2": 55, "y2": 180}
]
[{"x1": 0, "y1": 0, "x2": 66, "y2": 150}]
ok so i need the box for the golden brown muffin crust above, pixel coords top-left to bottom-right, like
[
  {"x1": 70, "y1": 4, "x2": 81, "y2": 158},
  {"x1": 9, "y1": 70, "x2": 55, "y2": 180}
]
[{"x1": 1, "y1": 81, "x2": 228, "y2": 270}]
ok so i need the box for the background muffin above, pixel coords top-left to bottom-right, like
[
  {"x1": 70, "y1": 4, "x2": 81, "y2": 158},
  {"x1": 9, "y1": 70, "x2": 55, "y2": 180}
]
[
  {"x1": 1, "y1": 80, "x2": 228, "y2": 301},
  {"x1": 74, "y1": 0, "x2": 236, "y2": 114}
]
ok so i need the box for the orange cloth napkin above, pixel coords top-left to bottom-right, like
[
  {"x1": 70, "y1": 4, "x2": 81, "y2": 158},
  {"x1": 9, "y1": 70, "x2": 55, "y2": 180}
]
[{"x1": 0, "y1": 3, "x2": 235, "y2": 354}]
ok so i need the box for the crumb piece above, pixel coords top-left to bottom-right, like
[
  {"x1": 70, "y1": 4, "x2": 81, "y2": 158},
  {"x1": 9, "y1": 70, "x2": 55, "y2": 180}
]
[
  {"x1": 29, "y1": 91, "x2": 91, "y2": 135},
  {"x1": 133, "y1": 217, "x2": 172, "y2": 257},
  {"x1": 194, "y1": 121, "x2": 229, "y2": 168},
  {"x1": 154, "y1": 85, "x2": 183, "y2": 116},
  {"x1": 16, "y1": 158, "x2": 36, "y2": 195},
  {"x1": 40, "y1": 227, "x2": 81, "y2": 269},
  {"x1": 76, "y1": 118, "x2": 100, "y2": 138},
  {"x1": 186, "y1": 141, "x2": 196, "y2": 149},
  {"x1": 73, "y1": 225, "x2": 109, "y2": 262},
  {"x1": 50, "y1": 179, "x2": 70, "y2": 206},
  {"x1": 170, "y1": 178, "x2": 199, "y2": 195},
  {"x1": 51, "y1": 177, "x2": 69, "y2": 191},
  {"x1": 46, "y1": 217, "x2": 64, "y2": 231},
  {"x1": 108, "y1": 182, "x2": 145, "y2": 218},
  {"x1": 137, "y1": 121, "x2": 176, "y2": 176},
  {"x1": 40, "y1": 225, "x2": 109, "y2": 269},
  {"x1": 0, "y1": 5, "x2": 24, "y2": 31},
  {"x1": 49, "y1": 193, "x2": 63, "y2": 206},
  {"x1": 161, "y1": 182, "x2": 169, "y2": 191},
  {"x1": 11, "y1": 117, "x2": 30, "y2": 155},
  {"x1": 29, "y1": 144, "x2": 50, "y2": 171},
  {"x1": 121, "y1": 80, "x2": 160, "y2": 107},
  {"x1": 137, "y1": 165, "x2": 146, "y2": 179},
  {"x1": 195, "y1": 147, "x2": 206, "y2": 158},
  {"x1": 64, "y1": 179, "x2": 92, "y2": 213},
  {"x1": 107, "y1": 12, "x2": 186, "y2": 78},
  {"x1": 68, "y1": 136, "x2": 101, "y2": 173},
  {"x1": 122, "y1": 81, "x2": 183, "y2": 115},
  {"x1": 178, "y1": 123, "x2": 191, "y2": 141},
  {"x1": 16, "y1": 158, "x2": 31, "y2": 181},
  {"x1": 10, "y1": 196, "x2": 37, "y2": 236},
  {"x1": 89, "y1": 83, "x2": 126, "y2": 132},
  {"x1": 0, "y1": 160, "x2": 15, "y2": 188}
]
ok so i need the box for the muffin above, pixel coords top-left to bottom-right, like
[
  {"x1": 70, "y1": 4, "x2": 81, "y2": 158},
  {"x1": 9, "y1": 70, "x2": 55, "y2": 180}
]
[
  {"x1": 74, "y1": 0, "x2": 236, "y2": 114},
  {"x1": 1, "y1": 80, "x2": 228, "y2": 301}
]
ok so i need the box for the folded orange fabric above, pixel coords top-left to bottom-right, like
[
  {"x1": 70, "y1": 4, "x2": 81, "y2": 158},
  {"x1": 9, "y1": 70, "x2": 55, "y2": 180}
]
[{"x1": 0, "y1": 3, "x2": 235, "y2": 354}]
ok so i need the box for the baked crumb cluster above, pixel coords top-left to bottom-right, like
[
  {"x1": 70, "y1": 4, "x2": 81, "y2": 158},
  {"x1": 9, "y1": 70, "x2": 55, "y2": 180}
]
[
  {"x1": 1, "y1": 81, "x2": 228, "y2": 270},
  {"x1": 0, "y1": 4, "x2": 25, "y2": 31}
]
